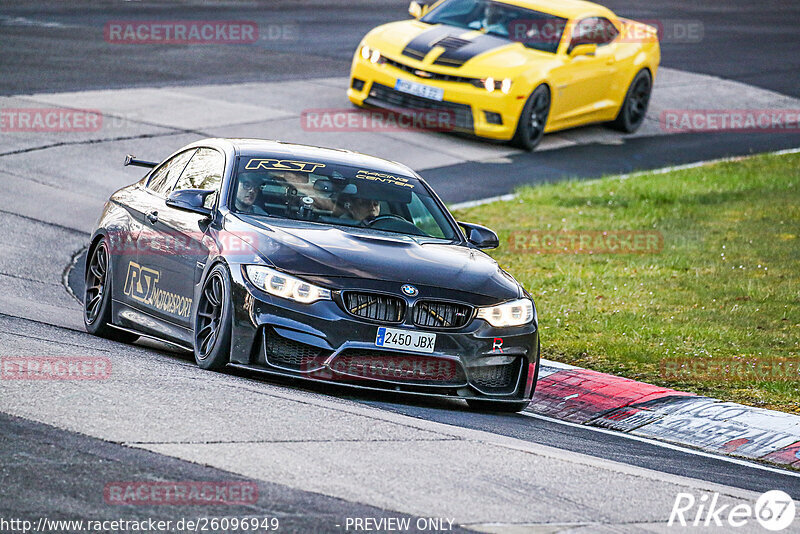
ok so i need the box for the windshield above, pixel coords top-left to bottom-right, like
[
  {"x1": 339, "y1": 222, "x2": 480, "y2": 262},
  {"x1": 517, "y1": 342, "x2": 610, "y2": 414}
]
[
  {"x1": 421, "y1": 0, "x2": 567, "y2": 54},
  {"x1": 231, "y1": 156, "x2": 457, "y2": 239}
]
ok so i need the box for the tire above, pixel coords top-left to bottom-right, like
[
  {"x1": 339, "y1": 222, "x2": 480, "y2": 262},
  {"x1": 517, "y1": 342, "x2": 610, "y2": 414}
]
[
  {"x1": 609, "y1": 69, "x2": 652, "y2": 133},
  {"x1": 193, "y1": 263, "x2": 232, "y2": 371},
  {"x1": 466, "y1": 399, "x2": 530, "y2": 413},
  {"x1": 511, "y1": 84, "x2": 551, "y2": 151},
  {"x1": 83, "y1": 239, "x2": 139, "y2": 343}
]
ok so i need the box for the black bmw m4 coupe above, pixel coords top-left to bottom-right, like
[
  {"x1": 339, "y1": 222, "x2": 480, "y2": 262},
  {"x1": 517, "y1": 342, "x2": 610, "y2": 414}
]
[{"x1": 85, "y1": 138, "x2": 540, "y2": 411}]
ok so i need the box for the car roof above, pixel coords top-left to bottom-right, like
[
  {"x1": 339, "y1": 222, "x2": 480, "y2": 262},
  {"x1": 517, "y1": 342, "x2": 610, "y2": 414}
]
[
  {"x1": 203, "y1": 138, "x2": 419, "y2": 178},
  {"x1": 492, "y1": 0, "x2": 615, "y2": 20}
]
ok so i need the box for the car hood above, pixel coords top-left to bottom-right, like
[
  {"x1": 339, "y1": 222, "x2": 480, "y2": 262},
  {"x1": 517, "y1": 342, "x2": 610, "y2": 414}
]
[
  {"x1": 230, "y1": 217, "x2": 521, "y2": 300},
  {"x1": 366, "y1": 20, "x2": 554, "y2": 73}
]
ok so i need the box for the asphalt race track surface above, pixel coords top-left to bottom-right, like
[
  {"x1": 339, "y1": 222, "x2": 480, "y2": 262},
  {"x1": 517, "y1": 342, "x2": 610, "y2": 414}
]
[
  {"x1": 1, "y1": 412, "x2": 466, "y2": 533},
  {"x1": 2, "y1": 0, "x2": 797, "y2": 198},
  {"x1": 1, "y1": 0, "x2": 797, "y2": 97},
  {"x1": 2, "y1": 0, "x2": 800, "y2": 530}
]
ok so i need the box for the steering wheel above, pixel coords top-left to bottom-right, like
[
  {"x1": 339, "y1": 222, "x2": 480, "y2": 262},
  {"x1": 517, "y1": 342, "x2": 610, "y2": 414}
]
[
  {"x1": 364, "y1": 214, "x2": 425, "y2": 235},
  {"x1": 364, "y1": 214, "x2": 408, "y2": 227}
]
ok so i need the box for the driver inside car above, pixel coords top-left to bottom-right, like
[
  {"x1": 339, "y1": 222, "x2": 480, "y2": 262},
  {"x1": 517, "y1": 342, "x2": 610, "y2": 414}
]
[
  {"x1": 235, "y1": 173, "x2": 268, "y2": 215},
  {"x1": 468, "y1": 2, "x2": 508, "y2": 36},
  {"x1": 335, "y1": 194, "x2": 381, "y2": 225}
]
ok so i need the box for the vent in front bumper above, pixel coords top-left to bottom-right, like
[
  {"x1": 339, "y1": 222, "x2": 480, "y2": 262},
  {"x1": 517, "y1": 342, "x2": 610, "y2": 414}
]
[
  {"x1": 366, "y1": 83, "x2": 474, "y2": 132},
  {"x1": 413, "y1": 300, "x2": 473, "y2": 329},
  {"x1": 330, "y1": 349, "x2": 467, "y2": 386},
  {"x1": 342, "y1": 291, "x2": 405, "y2": 323},
  {"x1": 469, "y1": 358, "x2": 522, "y2": 393},
  {"x1": 264, "y1": 329, "x2": 328, "y2": 371}
]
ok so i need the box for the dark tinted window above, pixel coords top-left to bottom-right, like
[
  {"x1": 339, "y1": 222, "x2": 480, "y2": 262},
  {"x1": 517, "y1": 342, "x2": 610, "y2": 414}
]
[
  {"x1": 146, "y1": 149, "x2": 195, "y2": 195},
  {"x1": 570, "y1": 17, "x2": 619, "y2": 49},
  {"x1": 231, "y1": 156, "x2": 456, "y2": 239},
  {"x1": 421, "y1": 0, "x2": 567, "y2": 54},
  {"x1": 173, "y1": 148, "x2": 225, "y2": 208}
]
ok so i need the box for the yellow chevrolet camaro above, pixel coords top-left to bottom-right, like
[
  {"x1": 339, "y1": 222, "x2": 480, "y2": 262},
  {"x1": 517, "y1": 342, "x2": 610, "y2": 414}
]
[{"x1": 348, "y1": 0, "x2": 660, "y2": 150}]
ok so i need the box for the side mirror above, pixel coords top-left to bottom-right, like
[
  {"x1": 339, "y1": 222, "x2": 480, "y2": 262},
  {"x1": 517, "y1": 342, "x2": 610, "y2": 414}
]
[
  {"x1": 408, "y1": 1, "x2": 431, "y2": 19},
  {"x1": 568, "y1": 43, "x2": 597, "y2": 58},
  {"x1": 166, "y1": 189, "x2": 215, "y2": 217},
  {"x1": 459, "y1": 222, "x2": 499, "y2": 249}
]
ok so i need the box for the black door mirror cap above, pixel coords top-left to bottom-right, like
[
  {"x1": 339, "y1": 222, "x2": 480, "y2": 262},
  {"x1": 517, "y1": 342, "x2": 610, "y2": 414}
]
[
  {"x1": 458, "y1": 221, "x2": 500, "y2": 249},
  {"x1": 166, "y1": 188, "x2": 215, "y2": 217}
]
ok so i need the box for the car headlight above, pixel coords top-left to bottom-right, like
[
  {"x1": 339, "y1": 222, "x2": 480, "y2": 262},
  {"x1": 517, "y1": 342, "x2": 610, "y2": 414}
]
[
  {"x1": 472, "y1": 77, "x2": 513, "y2": 94},
  {"x1": 244, "y1": 265, "x2": 331, "y2": 304},
  {"x1": 477, "y1": 298, "x2": 535, "y2": 327},
  {"x1": 360, "y1": 44, "x2": 384, "y2": 64}
]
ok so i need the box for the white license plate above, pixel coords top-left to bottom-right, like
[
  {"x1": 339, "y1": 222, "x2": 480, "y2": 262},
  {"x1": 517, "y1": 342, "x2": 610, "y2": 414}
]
[
  {"x1": 394, "y1": 79, "x2": 444, "y2": 101},
  {"x1": 375, "y1": 327, "x2": 436, "y2": 354}
]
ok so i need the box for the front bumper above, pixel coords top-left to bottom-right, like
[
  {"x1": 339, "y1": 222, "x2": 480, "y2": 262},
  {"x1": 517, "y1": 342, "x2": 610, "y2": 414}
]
[
  {"x1": 347, "y1": 54, "x2": 526, "y2": 141},
  {"x1": 228, "y1": 267, "x2": 539, "y2": 402}
]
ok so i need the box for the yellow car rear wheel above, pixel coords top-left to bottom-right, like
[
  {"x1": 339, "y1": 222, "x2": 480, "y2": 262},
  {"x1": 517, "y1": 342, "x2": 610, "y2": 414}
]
[{"x1": 511, "y1": 84, "x2": 551, "y2": 151}]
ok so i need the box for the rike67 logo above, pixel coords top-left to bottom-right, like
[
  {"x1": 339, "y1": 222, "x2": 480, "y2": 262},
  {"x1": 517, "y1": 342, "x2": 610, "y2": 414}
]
[{"x1": 669, "y1": 490, "x2": 795, "y2": 531}]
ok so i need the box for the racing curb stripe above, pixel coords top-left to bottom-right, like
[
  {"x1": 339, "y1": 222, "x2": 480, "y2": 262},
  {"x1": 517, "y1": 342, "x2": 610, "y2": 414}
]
[
  {"x1": 531, "y1": 360, "x2": 800, "y2": 470},
  {"x1": 446, "y1": 150, "x2": 800, "y2": 471}
]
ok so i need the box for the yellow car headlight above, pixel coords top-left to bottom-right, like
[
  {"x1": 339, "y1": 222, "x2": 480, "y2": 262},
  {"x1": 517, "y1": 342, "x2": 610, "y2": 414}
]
[
  {"x1": 477, "y1": 298, "x2": 535, "y2": 327},
  {"x1": 473, "y1": 77, "x2": 513, "y2": 94},
  {"x1": 245, "y1": 265, "x2": 331, "y2": 304},
  {"x1": 360, "y1": 44, "x2": 385, "y2": 64}
]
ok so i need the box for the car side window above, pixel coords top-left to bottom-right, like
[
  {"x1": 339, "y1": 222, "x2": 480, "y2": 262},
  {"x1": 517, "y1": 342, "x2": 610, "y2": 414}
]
[
  {"x1": 570, "y1": 17, "x2": 619, "y2": 49},
  {"x1": 146, "y1": 149, "x2": 196, "y2": 196},
  {"x1": 406, "y1": 193, "x2": 447, "y2": 238},
  {"x1": 173, "y1": 148, "x2": 225, "y2": 208}
]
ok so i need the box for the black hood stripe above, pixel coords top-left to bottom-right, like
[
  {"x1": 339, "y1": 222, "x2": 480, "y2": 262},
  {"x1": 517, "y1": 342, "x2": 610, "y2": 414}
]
[
  {"x1": 401, "y1": 25, "x2": 459, "y2": 61},
  {"x1": 401, "y1": 25, "x2": 510, "y2": 67}
]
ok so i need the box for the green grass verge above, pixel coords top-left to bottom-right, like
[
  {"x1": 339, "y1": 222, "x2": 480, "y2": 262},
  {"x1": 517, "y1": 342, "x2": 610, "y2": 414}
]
[{"x1": 452, "y1": 152, "x2": 800, "y2": 413}]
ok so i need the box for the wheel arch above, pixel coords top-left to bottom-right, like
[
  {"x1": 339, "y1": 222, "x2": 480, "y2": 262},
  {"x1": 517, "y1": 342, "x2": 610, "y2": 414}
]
[
  {"x1": 614, "y1": 66, "x2": 652, "y2": 117},
  {"x1": 195, "y1": 256, "x2": 235, "y2": 335},
  {"x1": 508, "y1": 80, "x2": 553, "y2": 135},
  {"x1": 85, "y1": 232, "x2": 108, "y2": 275}
]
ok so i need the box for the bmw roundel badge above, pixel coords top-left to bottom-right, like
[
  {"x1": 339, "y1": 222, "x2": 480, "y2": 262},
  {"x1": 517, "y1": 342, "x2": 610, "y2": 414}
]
[{"x1": 401, "y1": 284, "x2": 418, "y2": 297}]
